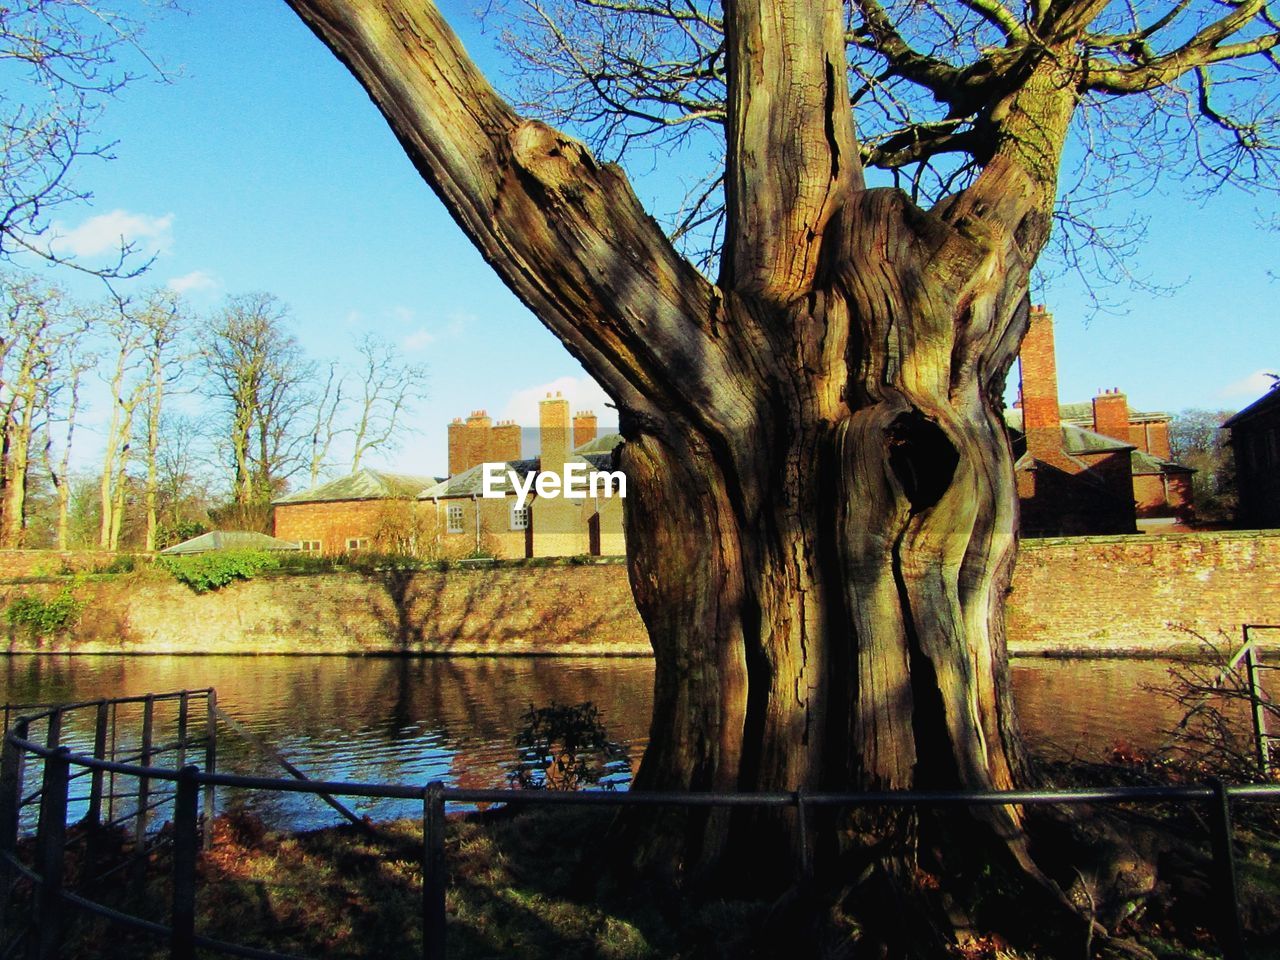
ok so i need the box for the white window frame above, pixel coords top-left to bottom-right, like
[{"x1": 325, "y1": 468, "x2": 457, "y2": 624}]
[
  {"x1": 299, "y1": 540, "x2": 322, "y2": 553},
  {"x1": 446, "y1": 504, "x2": 465, "y2": 534},
  {"x1": 510, "y1": 504, "x2": 530, "y2": 531},
  {"x1": 346, "y1": 537, "x2": 370, "y2": 552}
]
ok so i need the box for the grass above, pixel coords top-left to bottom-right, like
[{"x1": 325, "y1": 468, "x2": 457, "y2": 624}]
[
  {"x1": 17, "y1": 790, "x2": 1280, "y2": 960},
  {"x1": 42, "y1": 805, "x2": 768, "y2": 960}
]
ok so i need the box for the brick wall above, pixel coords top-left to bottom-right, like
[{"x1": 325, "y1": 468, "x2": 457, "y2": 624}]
[
  {"x1": 273, "y1": 499, "x2": 401, "y2": 554},
  {"x1": 0, "y1": 551, "x2": 124, "y2": 578},
  {"x1": 1007, "y1": 530, "x2": 1280, "y2": 653},
  {"x1": 3, "y1": 531, "x2": 1276, "y2": 655}
]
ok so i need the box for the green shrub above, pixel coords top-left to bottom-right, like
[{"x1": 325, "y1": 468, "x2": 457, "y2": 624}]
[
  {"x1": 510, "y1": 701, "x2": 632, "y2": 791},
  {"x1": 5, "y1": 587, "x2": 86, "y2": 636},
  {"x1": 274, "y1": 552, "x2": 343, "y2": 574},
  {"x1": 346, "y1": 551, "x2": 425, "y2": 574},
  {"x1": 158, "y1": 550, "x2": 281, "y2": 593},
  {"x1": 94, "y1": 554, "x2": 139, "y2": 575}
]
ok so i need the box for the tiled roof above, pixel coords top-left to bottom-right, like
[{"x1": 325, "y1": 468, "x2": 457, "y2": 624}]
[
  {"x1": 419, "y1": 450, "x2": 625, "y2": 500},
  {"x1": 420, "y1": 459, "x2": 539, "y2": 499},
  {"x1": 1058, "y1": 401, "x2": 1167, "y2": 422},
  {"x1": 574, "y1": 433, "x2": 623, "y2": 455},
  {"x1": 1004, "y1": 411, "x2": 1133, "y2": 454},
  {"x1": 1222, "y1": 385, "x2": 1280, "y2": 428},
  {"x1": 160, "y1": 531, "x2": 300, "y2": 555},
  {"x1": 1132, "y1": 449, "x2": 1194, "y2": 476},
  {"x1": 1005, "y1": 410, "x2": 1191, "y2": 476},
  {"x1": 273, "y1": 469, "x2": 441, "y2": 505}
]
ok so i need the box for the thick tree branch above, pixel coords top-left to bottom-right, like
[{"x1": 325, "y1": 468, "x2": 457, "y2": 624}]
[
  {"x1": 284, "y1": 0, "x2": 725, "y2": 416},
  {"x1": 1084, "y1": 0, "x2": 1279, "y2": 92},
  {"x1": 723, "y1": 0, "x2": 864, "y2": 300}
]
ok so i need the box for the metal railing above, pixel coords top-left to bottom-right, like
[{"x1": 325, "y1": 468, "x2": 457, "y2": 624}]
[{"x1": 2, "y1": 691, "x2": 1278, "y2": 960}]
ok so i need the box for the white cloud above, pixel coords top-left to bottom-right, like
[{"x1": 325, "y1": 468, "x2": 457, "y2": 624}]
[
  {"x1": 50, "y1": 209, "x2": 174, "y2": 259},
  {"x1": 1219, "y1": 370, "x2": 1278, "y2": 400},
  {"x1": 499, "y1": 376, "x2": 615, "y2": 427},
  {"x1": 445, "y1": 311, "x2": 477, "y2": 337},
  {"x1": 166, "y1": 270, "x2": 218, "y2": 295},
  {"x1": 402, "y1": 328, "x2": 436, "y2": 352}
]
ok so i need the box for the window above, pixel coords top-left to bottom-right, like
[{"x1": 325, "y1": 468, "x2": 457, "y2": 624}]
[
  {"x1": 447, "y1": 504, "x2": 465, "y2": 534},
  {"x1": 346, "y1": 537, "x2": 370, "y2": 552},
  {"x1": 510, "y1": 505, "x2": 530, "y2": 530},
  {"x1": 299, "y1": 540, "x2": 322, "y2": 553}
]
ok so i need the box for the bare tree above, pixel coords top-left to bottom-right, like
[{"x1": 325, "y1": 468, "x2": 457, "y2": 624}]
[
  {"x1": 286, "y1": 0, "x2": 1280, "y2": 948},
  {"x1": 132, "y1": 289, "x2": 190, "y2": 550},
  {"x1": 306, "y1": 359, "x2": 344, "y2": 487},
  {"x1": 0, "y1": 273, "x2": 71, "y2": 546},
  {"x1": 0, "y1": 2, "x2": 169, "y2": 276},
  {"x1": 1170, "y1": 408, "x2": 1239, "y2": 520},
  {"x1": 95, "y1": 293, "x2": 150, "y2": 549},
  {"x1": 40, "y1": 317, "x2": 94, "y2": 550},
  {"x1": 201, "y1": 293, "x2": 313, "y2": 509},
  {"x1": 348, "y1": 333, "x2": 427, "y2": 472}
]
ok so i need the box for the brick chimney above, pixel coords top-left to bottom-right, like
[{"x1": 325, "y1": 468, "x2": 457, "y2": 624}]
[
  {"x1": 1092, "y1": 389, "x2": 1131, "y2": 445},
  {"x1": 464, "y1": 410, "x2": 492, "y2": 472},
  {"x1": 539, "y1": 392, "x2": 572, "y2": 475},
  {"x1": 1018, "y1": 305, "x2": 1064, "y2": 463},
  {"x1": 572, "y1": 410, "x2": 598, "y2": 450},
  {"x1": 490, "y1": 420, "x2": 521, "y2": 462},
  {"x1": 447, "y1": 418, "x2": 467, "y2": 476}
]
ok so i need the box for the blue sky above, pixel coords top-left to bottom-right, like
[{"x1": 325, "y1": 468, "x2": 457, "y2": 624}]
[{"x1": 33, "y1": 0, "x2": 1279, "y2": 481}]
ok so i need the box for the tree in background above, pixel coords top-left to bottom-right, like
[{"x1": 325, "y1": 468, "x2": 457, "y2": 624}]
[
  {"x1": 306, "y1": 360, "x2": 345, "y2": 487},
  {"x1": 287, "y1": 0, "x2": 1280, "y2": 948},
  {"x1": 40, "y1": 318, "x2": 95, "y2": 550},
  {"x1": 0, "y1": 1, "x2": 167, "y2": 276},
  {"x1": 348, "y1": 333, "x2": 428, "y2": 473},
  {"x1": 152, "y1": 413, "x2": 212, "y2": 548},
  {"x1": 1170, "y1": 409, "x2": 1239, "y2": 522},
  {"x1": 0, "y1": 274, "x2": 81, "y2": 547},
  {"x1": 135, "y1": 290, "x2": 190, "y2": 550},
  {"x1": 200, "y1": 293, "x2": 313, "y2": 519}
]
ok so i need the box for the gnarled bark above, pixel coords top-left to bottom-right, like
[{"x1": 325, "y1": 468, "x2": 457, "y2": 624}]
[{"x1": 285, "y1": 0, "x2": 1097, "y2": 947}]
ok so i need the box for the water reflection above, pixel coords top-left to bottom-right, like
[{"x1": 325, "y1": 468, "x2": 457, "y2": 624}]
[{"x1": 0, "y1": 654, "x2": 1199, "y2": 830}]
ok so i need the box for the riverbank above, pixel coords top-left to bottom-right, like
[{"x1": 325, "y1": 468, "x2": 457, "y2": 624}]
[{"x1": 0, "y1": 529, "x2": 1277, "y2": 656}]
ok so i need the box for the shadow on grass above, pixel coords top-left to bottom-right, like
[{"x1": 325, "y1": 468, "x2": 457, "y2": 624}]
[{"x1": 41, "y1": 805, "x2": 769, "y2": 960}]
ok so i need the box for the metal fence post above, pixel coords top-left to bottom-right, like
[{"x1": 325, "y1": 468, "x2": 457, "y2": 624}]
[
  {"x1": 203, "y1": 691, "x2": 217, "y2": 852},
  {"x1": 1243, "y1": 644, "x2": 1271, "y2": 774},
  {"x1": 135, "y1": 695, "x2": 155, "y2": 850},
  {"x1": 34, "y1": 747, "x2": 70, "y2": 960},
  {"x1": 88, "y1": 702, "x2": 109, "y2": 828},
  {"x1": 422, "y1": 782, "x2": 446, "y2": 960},
  {"x1": 170, "y1": 766, "x2": 199, "y2": 960},
  {"x1": 44, "y1": 710, "x2": 61, "y2": 752},
  {"x1": 107, "y1": 702, "x2": 118, "y2": 826},
  {"x1": 794, "y1": 789, "x2": 812, "y2": 882},
  {"x1": 0, "y1": 719, "x2": 29, "y2": 941},
  {"x1": 176, "y1": 692, "x2": 190, "y2": 770},
  {"x1": 1207, "y1": 779, "x2": 1246, "y2": 960}
]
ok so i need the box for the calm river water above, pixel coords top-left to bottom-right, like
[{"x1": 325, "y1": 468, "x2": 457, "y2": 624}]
[{"x1": 0, "y1": 654, "x2": 1197, "y2": 830}]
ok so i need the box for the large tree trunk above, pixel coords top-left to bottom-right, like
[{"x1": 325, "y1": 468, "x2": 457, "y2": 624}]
[
  {"x1": 621, "y1": 191, "x2": 1036, "y2": 875},
  {"x1": 284, "y1": 0, "x2": 1088, "y2": 946}
]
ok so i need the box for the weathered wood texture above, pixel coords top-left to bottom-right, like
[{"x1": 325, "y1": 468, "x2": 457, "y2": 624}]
[{"x1": 281, "y1": 0, "x2": 1088, "y2": 886}]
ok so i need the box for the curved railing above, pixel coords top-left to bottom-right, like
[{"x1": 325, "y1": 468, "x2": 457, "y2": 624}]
[{"x1": 2, "y1": 691, "x2": 1278, "y2": 960}]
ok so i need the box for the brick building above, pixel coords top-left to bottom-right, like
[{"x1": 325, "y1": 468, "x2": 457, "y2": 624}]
[
  {"x1": 1223, "y1": 384, "x2": 1280, "y2": 528},
  {"x1": 272, "y1": 394, "x2": 625, "y2": 559},
  {"x1": 273, "y1": 470, "x2": 441, "y2": 555},
  {"x1": 422, "y1": 392, "x2": 625, "y2": 558},
  {"x1": 1006, "y1": 305, "x2": 1194, "y2": 536}
]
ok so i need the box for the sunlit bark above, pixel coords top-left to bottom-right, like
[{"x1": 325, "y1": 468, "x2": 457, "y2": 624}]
[{"x1": 280, "y1": 0, "x2": 1265, "y2": 946}]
